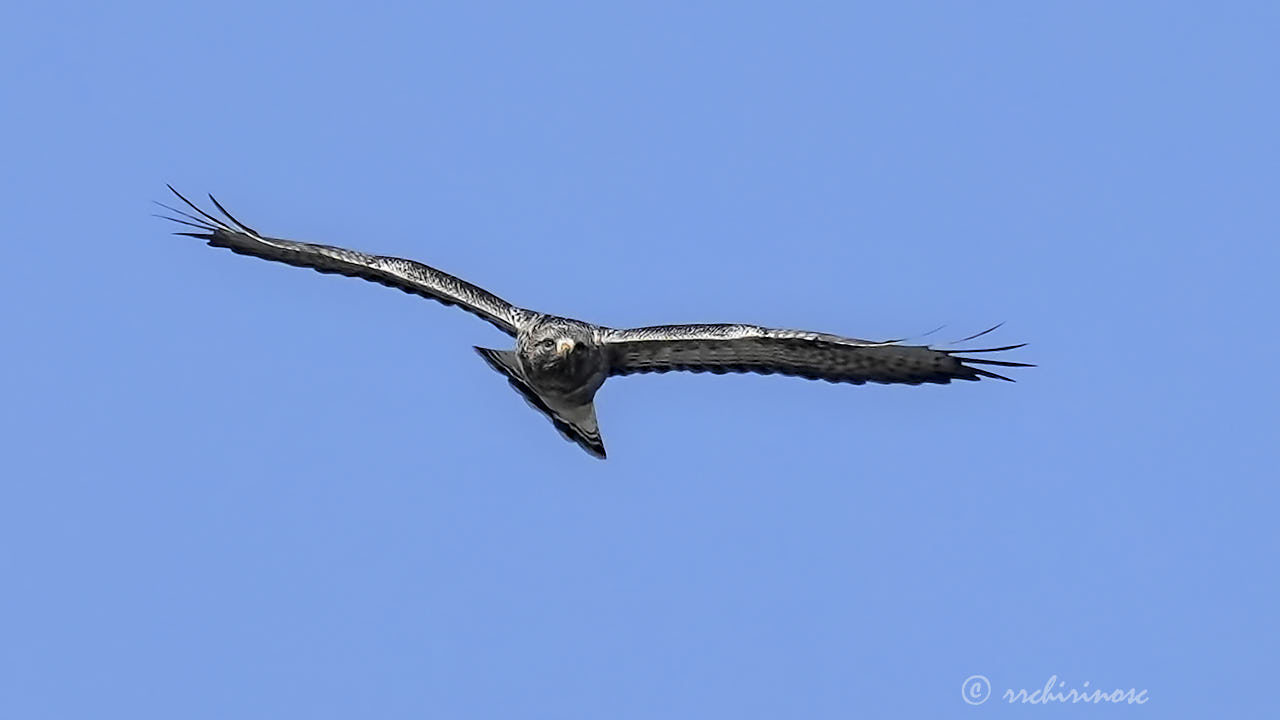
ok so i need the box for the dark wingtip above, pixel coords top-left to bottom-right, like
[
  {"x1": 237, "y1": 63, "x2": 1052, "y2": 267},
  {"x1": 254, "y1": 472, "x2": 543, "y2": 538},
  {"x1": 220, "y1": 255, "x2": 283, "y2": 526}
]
[
  {"x1": 154, "y1": 200, "x2": 216, "y2": 229},
  {"x1": 154, "y1": 213, "x2": 215, "y2": 231},
  {"x1": 952, "y1": 356, "x2": 1036, "y2": 368},
  {"x1": 952, "y1": 343, "x2": 1027, "y2": 354},
  {"x1": 938, "y1": 325, "x2": 1033, "y2": 379},
  {"x1": 970, "y1": 366, "x2": 1016, "y2": 382},
  {"x1": 207, "y1": 193, "x2": 258, "y2": 235},
  {"x1": 165, "y1": 185, "x2": 227, "y2": 229},
  {"x1": 166, "y1": 184, "x2": 196, "y2": 209},
  {"x1": 952, "y1": 322, "x2": 1005, "y2": 345}
]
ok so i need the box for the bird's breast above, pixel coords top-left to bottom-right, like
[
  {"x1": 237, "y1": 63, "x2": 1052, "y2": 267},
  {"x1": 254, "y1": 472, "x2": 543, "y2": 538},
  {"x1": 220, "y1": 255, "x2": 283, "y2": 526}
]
[{"x1": 522, "y1": 349, "x2": 607, "y2": 403}]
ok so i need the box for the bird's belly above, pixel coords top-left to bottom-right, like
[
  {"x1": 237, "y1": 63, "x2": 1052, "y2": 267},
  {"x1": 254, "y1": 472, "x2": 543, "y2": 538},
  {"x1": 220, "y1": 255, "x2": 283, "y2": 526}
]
[{"x1": 527, "y1": 364, "x2": 606, "y2": 405}]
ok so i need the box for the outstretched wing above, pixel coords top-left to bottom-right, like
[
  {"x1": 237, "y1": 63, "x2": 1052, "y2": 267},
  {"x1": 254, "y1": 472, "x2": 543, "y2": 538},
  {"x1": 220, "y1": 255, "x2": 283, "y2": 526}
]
[
  {"x1": 157, "y1": 187, "x2": 530, "y2": 336},
  {"x1": 601, "y1": 323, "x2": 1031, "y2": 385}
]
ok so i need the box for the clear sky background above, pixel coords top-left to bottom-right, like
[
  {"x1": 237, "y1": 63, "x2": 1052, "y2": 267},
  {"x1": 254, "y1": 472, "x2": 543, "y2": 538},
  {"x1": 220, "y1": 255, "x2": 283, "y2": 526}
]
[{"x1": 2, "y1": 2, "x2": 1276, "y2": 718}]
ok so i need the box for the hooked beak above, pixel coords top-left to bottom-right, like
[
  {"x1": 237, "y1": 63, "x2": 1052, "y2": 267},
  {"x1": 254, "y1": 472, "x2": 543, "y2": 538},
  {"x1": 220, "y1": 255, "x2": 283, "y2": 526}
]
[{"x1": 556, "y1": 339, "x2": 575, "y2": 356}]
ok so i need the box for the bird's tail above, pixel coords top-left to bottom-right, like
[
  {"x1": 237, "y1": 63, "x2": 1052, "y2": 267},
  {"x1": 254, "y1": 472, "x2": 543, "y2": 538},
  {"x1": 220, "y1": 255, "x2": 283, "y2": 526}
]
[{"x1": 474, "y1": 347, "x2": 606, "y2": 459}]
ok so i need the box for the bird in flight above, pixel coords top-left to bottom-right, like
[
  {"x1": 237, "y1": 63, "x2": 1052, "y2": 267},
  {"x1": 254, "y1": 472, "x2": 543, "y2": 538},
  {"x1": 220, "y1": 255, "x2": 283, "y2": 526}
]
[{"x1": 158, "y1": 187, "x2": 1031, "y2": 458}]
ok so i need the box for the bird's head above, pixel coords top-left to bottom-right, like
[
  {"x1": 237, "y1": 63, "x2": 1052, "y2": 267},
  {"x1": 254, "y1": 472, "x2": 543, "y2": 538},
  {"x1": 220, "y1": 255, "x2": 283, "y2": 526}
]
[{"x1": 519, "y1": 316, "x2": 602, "y2": 379}]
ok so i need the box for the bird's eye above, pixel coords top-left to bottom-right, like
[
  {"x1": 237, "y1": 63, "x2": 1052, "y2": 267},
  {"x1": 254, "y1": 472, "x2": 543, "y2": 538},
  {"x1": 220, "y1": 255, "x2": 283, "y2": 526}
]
[{"x1": 540, "y1": 338, "x2": 555, "y2": 349}]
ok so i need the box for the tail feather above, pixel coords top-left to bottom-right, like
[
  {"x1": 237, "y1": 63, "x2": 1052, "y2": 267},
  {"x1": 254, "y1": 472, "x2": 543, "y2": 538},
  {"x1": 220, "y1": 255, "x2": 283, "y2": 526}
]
[{"x1": 475, "y1": 347, "x2": 606, "y2": 459}]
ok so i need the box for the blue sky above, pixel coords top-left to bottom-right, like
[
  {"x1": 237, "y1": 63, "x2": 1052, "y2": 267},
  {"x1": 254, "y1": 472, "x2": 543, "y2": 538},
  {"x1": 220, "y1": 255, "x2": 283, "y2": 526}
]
[{"x1": 2, "y1": 2, "x2": 1276, "y2": 717}]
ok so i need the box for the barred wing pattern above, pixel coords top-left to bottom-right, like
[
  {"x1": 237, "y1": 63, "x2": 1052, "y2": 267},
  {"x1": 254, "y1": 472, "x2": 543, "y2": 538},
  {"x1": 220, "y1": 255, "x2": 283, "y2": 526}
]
[
  {"x1": 157, "y1": 187, "x2": 530, "y2": 336},
  {"x1": 602, "y1": 324, "x2": 1030, "y2": 385}
]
